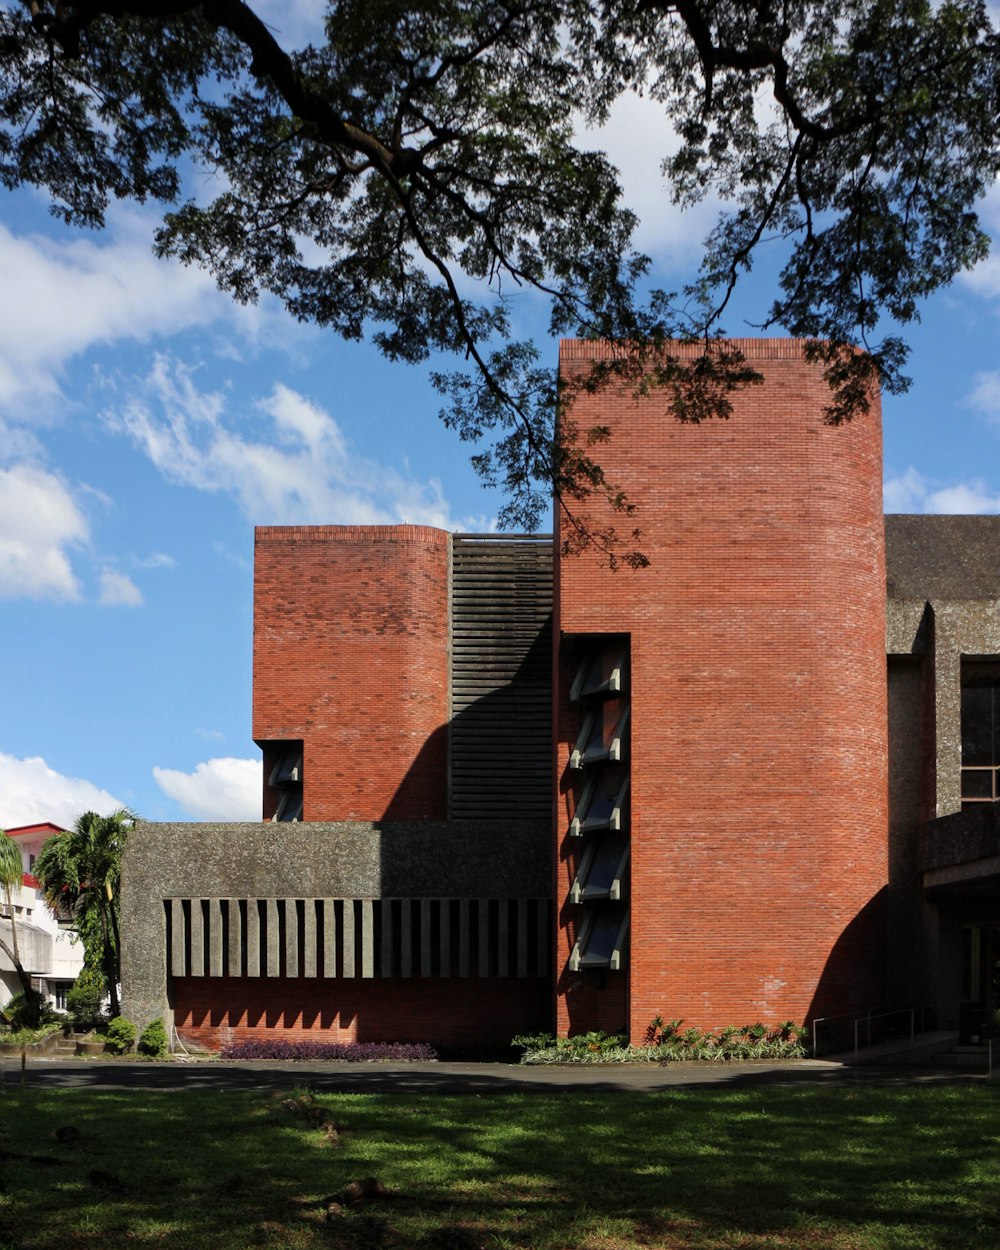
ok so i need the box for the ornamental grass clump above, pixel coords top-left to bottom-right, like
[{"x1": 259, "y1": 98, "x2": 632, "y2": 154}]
[
  {"x1": 218, "y1": 1039, "x2": 438, "y2": 1061},
  {"x1": 511, "y1": 1031, "x2": 654, "y2": 1064}
]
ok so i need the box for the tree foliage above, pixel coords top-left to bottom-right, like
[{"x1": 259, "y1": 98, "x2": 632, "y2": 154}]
[
  {"x1": 1, "y1": 0, "x2": 997, "y2": 556},
  {"x1": 33, "y1": 809, "x2": 136, "y2": 1018}
]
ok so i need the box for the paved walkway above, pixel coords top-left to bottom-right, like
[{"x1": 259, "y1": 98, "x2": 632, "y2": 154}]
[{"x1": 0, "y1": 1055, "x2": 990, "y2": 1092}]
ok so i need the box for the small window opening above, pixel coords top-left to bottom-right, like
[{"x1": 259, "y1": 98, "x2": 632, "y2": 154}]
[{"x1": 267, "y1": 741, "x2": 304, "y2": 822}]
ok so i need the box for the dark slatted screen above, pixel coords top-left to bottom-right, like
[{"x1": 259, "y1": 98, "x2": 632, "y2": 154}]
[{"x1": 450, "y1": 534, "x2": 553, "y2": 817}]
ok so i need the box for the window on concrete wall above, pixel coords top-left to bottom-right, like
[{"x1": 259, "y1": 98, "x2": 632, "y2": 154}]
[{"x1": 960, "y1": 661, "x2": 1000, "y2": 807}]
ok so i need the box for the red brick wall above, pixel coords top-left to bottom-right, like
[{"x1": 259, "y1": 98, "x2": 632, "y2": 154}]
[
  {"x1": 173, "y1": 976, "x2": 549, "y2": 1052},
  {"x1": 254, "y1": 526, "x2": 450, "y2": 820},
  {"x1": 556, "y1": 339, "x2": 888, "y2": 1039}
]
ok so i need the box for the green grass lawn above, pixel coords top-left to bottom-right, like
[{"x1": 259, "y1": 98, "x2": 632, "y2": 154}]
[{"x1": 2, "y1": 1084, "x2": 999, "y2": 1249}]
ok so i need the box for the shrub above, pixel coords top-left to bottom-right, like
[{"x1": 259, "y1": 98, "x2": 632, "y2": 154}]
[
  {"x1": 1, "y1": 1022, "x2": 62, "y2": 1046},
  {"x1": 105, "y1": 1017, "x2": 136, "y2": 1055},
  {"x1": 137, "y1": 1018, "x2": 168, "y2": 1058},
  {"x1": 0, "y1": 990, "x2": 54, "y2": 1031},
  {"x1": 67, "y1": 976, "x2": 106, "y2": 1029},
  {"x1": 218, "y1": 1039, "x2": 438, "y2": 1061}
]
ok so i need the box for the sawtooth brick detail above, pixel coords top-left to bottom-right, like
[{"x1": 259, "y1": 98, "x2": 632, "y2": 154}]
[{"x1": 173, "y1": 975, "x2": 549, "y2": 1051}]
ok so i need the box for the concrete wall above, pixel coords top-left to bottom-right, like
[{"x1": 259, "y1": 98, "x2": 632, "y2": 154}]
[
  {"x1": 885, "y1": 518, "x2": 1000, "y2": 1025},
  {"x1": 121, "y1": 819, "x2": 551, "y2": 1041}
]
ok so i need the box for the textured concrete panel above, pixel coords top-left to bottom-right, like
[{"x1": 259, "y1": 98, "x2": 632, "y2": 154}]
[
  {"x1": 887, "y1": 516, "x2": 1000, "y2": 600},
  {"x1": 928, "y1": 600, "x2": 1000, "y2": 816},
  {"x1": 886, "y1": 600, "x2": 931, "y2": 656},
  {"x1": 123, "y1": 817, "x2": 551, "y2": 1033},
  {"x1": 921, "y1": 802, "x2": 1000, "y2": 873}
]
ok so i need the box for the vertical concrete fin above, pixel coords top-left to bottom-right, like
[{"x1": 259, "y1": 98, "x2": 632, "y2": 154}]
[
  {"x1": 266, "y1": 899, "x2": 281, "y2": 977},
  {"x1": 208, "y1": 899, "x2": 224, "y2": 977},
  {"x1": 342, "y1": 899, "x2": 356, "y2": 978},
  {"x1": 246, "y1": 900, "x2": 261, "y2": 978},
  {"x1": 303, "y1": 898, "x2": 317, "y2": 978},
  {"x1": 169, "y1": 898, "x2": 186, "y2": 977},
  {"x1": 360, "y1": 899, "x2": 375, "y2": 978},
  {"x1": 189, "y1": 900, "x2": 205, "y2": 977}
]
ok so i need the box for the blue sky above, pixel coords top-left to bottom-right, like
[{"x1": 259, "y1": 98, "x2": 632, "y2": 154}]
[{"x1": 2, "y1": 2, "x2": 1000, "y2": 830}]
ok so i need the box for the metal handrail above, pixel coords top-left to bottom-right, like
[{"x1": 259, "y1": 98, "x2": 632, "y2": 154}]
[{"x1": 811, "y1": 1004, "x2": 933, "y2": 1059}]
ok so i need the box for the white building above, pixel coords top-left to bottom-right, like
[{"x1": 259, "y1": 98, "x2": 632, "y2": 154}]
[{"x1": 0, "y1": 823, "x2": 84, "y2": 1012}]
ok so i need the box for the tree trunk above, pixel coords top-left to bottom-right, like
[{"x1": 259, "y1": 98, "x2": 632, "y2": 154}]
[
  {"x1": 107, "y1": 881, "x2": 122, "y2": 990},
  {"x1": 96, "y1": 900, "x2": 120, "y2": 1018}
]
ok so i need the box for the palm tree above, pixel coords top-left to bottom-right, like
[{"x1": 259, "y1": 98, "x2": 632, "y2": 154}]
[
  {"x1": 34, "y1": 809, "x2": 137, "y2": 1019},
  {"x1": 0, "y1": 827, "x2": 39, "y2": 1025}
]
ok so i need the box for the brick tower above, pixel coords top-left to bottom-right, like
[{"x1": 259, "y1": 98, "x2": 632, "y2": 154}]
[{"x1": 555, "y1": 339, "x2": 888, "y2": 1041}]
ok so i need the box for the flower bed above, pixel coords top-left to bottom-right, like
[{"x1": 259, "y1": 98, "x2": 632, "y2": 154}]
[{"x1": 218, "y1": 1039, "x2": 438, "y2": 1062}]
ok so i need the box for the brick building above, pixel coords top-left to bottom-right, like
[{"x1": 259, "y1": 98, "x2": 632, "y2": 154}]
[{"x1": 121, "y1": 339, "x2": 1000, "y2": 1052}]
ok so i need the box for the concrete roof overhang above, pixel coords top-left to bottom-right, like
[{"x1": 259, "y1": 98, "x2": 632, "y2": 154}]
[{"x1": 921, "y1": 804, "x2": 1000, "y2": 897}]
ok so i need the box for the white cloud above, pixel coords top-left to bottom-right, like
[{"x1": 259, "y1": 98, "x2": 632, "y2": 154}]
[
  {"x1": 960, "y1": 251, "x2": 1000, "y2": 302},
  {"x1": 0, "y1": 752, "x2": 123, "y2": 830},
  {"x1": 0, "y1": 465, "x2": 88, "y2": 600},
  {"x1": 884, "y1": 467, "x2": 1000, "y2": 514},
  {"x1": 967, "y1": 370, "x2": 1000, "y2": 424},
  {"x1": 107, "y1": 356, "x2": 467, "y2": 528},
  {"x1": 0, "y1": 212, "x2": 266, "y2": 415},
  {"x1": 153, "y1": 757, "x2": 262, "y2": 821},
  {"x1": 578, "y1": 91, "x2": 721, "y2": 266},
  {"x1": 134, "y1": 552, "x2": 177, "y2": 570},
  {"x1": 98, "y1": 569, "x2": 144, "y2": 607}
]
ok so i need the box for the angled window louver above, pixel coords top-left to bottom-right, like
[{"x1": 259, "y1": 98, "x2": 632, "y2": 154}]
[
  {"x1": 570, "y1": 642, "x2": 629, "y2": 703},
  {"x1": 569, "y1": 700, "x2": 630, "y2": 770},
  {"x1": 273, "y1": 788, "x2": 303, "y2": 822},
  {"x1": 570, "y1": 833, "x2": 630, "y2": 903},
  {"x1": 269, "y1": 742, "x2": 303, "y2": 822},
  {"x1": 569, "y1": 904, "x2": 630, "y2": 972},
  {"x1": 269, "y1": 746, "x2": 302, "y2": 788},
  {"x1": 570, "y1": 770, "x2": 629, "y2": 835}
]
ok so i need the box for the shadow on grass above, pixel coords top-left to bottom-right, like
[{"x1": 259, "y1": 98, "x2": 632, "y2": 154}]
[{"x1": 2, "y1": 1085, "x2": 999, "y2": 1249}]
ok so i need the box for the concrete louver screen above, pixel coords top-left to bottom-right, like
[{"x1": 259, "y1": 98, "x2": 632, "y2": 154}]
[
  {"x1": 167, "y1": 897, "x2": 551, "y2": 980},
  {"x1": 449, "y1": 534, "x2": 553, "y2": 817}
]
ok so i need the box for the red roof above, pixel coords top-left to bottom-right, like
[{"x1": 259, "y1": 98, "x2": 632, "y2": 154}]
[{"x1": 5, "y1": 822, "x2": 67, "y2": 838}]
